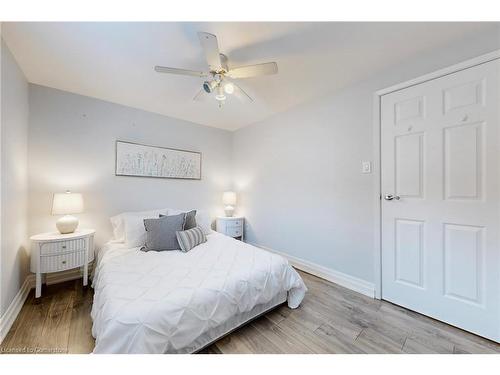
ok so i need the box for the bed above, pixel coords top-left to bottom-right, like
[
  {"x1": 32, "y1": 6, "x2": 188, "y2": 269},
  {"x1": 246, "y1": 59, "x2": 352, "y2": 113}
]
[{"x1": 90, "y1": 227, "x2": 307, "y2": 354}]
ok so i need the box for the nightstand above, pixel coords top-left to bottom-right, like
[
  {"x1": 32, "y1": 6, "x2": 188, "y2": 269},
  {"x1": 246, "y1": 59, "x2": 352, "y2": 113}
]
[
  {"x1": 216, "y1": 216, "x2": 244, "y2": 240},
  {"x1": 30, "y1": 229, "x2": 95, "y2": 298}
]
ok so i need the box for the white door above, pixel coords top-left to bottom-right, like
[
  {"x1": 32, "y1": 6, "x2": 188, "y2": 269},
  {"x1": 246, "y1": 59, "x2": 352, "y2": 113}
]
[{"x1": 381, "y1": 59, "x2": 500, "y2": 342}]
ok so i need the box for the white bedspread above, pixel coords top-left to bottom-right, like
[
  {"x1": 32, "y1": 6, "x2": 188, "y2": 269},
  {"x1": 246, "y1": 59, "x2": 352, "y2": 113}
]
[{"x1": 91, "y1": 232, "x2": 307, "y2": 353}]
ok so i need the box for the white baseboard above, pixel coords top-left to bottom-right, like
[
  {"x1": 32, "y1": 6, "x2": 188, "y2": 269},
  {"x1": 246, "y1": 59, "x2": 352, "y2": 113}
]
[
  {"x1": 0, "y1": 277, "x2": 32, "y2": 344},
  {"x1": 0, "y1": 267, "x2": 92, "y2": 344},
  {"x1": 250, "y1": 242, "x2": 375, "y2": 298}
]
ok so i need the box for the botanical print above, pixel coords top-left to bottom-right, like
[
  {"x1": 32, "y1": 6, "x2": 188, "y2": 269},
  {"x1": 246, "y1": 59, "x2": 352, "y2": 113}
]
[{"x1": 116, "y1": 141, "x2": 201, "y2": 179}]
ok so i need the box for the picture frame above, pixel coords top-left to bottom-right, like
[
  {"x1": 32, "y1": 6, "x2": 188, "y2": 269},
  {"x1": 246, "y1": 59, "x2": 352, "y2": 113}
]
[{"x1": 115, "y1": 140, "x2": 202, "y2": 180}]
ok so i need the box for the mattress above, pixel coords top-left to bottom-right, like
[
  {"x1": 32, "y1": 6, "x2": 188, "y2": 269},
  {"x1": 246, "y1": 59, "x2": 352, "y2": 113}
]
[{"x1": 90, "y1": 232, "x2": 307, "y2": 353}]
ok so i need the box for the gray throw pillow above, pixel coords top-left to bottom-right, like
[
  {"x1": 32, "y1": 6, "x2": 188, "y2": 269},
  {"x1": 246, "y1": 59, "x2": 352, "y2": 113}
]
[
  {"x1": 141, "y1": 213, "x2": 186, "y2": 251},
  {"x1": 176, "y1": 226, "x2": 206, "y2": 252},
  {"x1": 160, "y1": 210, "x2": 197, "y2": 230},
  {"x1": 183, "y1": 210, "x2": 197, "y2": 230}
]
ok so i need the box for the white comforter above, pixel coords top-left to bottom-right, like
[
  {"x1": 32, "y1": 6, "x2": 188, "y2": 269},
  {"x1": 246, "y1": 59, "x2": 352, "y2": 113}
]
[{"x1": 91, "y1": 232, "x2": 307, "y2": 353}]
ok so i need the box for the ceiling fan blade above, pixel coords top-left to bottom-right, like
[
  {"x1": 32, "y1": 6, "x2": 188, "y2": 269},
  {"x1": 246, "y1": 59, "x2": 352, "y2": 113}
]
[
  {"x1": 226, "y1": 62, "x2": 278, "y2": 79},
  {"x1": 230, "y1": 82, "x2": 253, "y2": 103},
  {"x1": 193, "y1": 88, "x2": 210, "y2": 102},
  {"x1": 154, "y1": 66, "x2": 207, "y2": 77},
  {"x1": 197, "y1": 32, "x2": 222, "y2": 72}
]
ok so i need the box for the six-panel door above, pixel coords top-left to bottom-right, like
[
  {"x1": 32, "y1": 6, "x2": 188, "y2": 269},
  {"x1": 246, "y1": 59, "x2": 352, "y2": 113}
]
[{"x1": 381, "y1": 59, "x2": 500, "y2": 342}]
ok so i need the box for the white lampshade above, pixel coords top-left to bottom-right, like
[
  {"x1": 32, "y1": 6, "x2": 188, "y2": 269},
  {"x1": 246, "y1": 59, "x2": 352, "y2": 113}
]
[
  {"x1": 222, "y1": 191, "x2": 237, "y2": 206},
  {"x1": 52, "y1": 191, "x2": 84, "y2": 215}
]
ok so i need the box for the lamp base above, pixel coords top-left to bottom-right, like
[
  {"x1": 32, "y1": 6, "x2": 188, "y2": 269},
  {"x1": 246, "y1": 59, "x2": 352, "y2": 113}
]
[
  {"x1": 56, "y1": 215, "x2": 79, "y2": 234},
  {"x1": 224, "y1": 206, "x2": 235, "y2": 217}
]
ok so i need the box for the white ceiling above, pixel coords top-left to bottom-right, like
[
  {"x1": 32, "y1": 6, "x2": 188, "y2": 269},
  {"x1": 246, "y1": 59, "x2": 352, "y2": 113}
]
[{"x1": 2, "y1": 22, "x2": 498, "y2": 130}]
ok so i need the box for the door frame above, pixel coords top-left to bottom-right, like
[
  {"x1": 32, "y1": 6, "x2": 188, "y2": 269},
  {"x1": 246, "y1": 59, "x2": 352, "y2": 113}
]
[{"x1": 372, "y1": 50, "x2": 500, "y2": 299}]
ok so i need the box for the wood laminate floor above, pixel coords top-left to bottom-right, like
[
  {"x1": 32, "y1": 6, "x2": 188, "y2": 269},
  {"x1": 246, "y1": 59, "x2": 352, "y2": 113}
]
[{"x1": 1, "y1": 270, "x2": 499, "y2": 354}]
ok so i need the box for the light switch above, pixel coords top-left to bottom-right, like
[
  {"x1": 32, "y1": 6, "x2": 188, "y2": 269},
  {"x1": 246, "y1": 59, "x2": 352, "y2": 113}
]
[{"x1": 362, "y1": 161, "x2": 372, "y2": 174}]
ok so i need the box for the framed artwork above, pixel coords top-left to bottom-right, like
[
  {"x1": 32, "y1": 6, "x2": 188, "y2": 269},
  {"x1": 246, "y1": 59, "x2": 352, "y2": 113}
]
[{"x1": 115, "y1": 140, "x2": 201, "y2": 180}]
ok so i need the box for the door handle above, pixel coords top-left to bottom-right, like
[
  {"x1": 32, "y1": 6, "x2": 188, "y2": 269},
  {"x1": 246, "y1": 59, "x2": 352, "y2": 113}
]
[{"x1": 384, "y1": 194, "x2": 400, "y2": 201}]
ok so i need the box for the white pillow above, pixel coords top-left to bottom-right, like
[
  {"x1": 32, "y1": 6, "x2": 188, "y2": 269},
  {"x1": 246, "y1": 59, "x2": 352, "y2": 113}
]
[
  {"x1": 110, "y1": 214, "x2": 126, "y2": 242},
  {"x1": 195, "y1": 210, "x2": 213, "y2": 235},
  {"x1": 123, "y1": 214, "x2": 156, "y2": 247},
  {"x1": 110, "y1": 208, "x2": 169, "y2": 243},
  {"x1": 168, "y1": 208, "x2": 212, "y2": 235}
]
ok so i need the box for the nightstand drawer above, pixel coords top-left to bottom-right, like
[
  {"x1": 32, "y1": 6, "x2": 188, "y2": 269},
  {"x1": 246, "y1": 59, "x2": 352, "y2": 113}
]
[
  {"x1": 40, "y1": 238, "x2": 86, "y2": 255},
  {"x1": 40, "y1": 251, "x2": 86, "y2": 272},
  {"x1": 227, "y1": 226, "x2": 243, "y2": 237},
  {"x1": 227, "y1": 220, "x2": 243, "y2": 228},
  {"x1": 216, "y1": 217, "x2": 244, "y2": 239}
]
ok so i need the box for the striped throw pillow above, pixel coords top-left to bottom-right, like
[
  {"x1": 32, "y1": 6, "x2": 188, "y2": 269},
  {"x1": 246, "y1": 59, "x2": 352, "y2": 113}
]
[{"x1": 176, "y1": 226, "x2": 206, "y2": 252}]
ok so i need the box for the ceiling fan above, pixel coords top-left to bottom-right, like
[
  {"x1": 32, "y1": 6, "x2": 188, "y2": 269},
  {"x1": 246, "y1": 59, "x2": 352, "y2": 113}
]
[{"x1": 154, "y1": 32, "x2": 278, "y2": 107}]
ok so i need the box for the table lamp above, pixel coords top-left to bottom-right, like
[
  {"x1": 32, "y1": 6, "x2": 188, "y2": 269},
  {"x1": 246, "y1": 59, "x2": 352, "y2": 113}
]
[
  {"x1": 52, "y1": 191, "x2": 84, "y2": 234},
  {"x1": 222, "y1": 191, "x2": 237, "y2": 217}
]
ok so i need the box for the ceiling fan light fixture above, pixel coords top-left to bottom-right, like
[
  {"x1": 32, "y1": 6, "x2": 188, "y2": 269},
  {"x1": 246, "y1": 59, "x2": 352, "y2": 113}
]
[
  {"x1": 224, "y1": 82, "x2": 234, "y2": 94},
  {"x1": 215, "y1": 86, "x2": 226, "y2": 101},
  {"x1": 203, "y1": 80, "x2": 218, "y2": 93}
]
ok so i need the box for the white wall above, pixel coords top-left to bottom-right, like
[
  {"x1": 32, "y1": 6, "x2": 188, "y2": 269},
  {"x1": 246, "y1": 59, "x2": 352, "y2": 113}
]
[
  {"x1": 28, "y1": 85, "x2": 233, "y2": 248},
  {"x1": 233, "y1": 28, "x2": 500, "y2": 284},
  {"x1": 0, "y1": 39, "x2": 29, "y2": 316}
]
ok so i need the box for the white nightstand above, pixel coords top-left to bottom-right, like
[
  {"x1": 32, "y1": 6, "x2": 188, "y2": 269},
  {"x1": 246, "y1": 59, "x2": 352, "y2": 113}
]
[
  {"x1": 30, "y1": 229, "x2": 95, "y2": 298},
  {"x1": 216, "y1": 216, "x2": 244, "y2": 240}
]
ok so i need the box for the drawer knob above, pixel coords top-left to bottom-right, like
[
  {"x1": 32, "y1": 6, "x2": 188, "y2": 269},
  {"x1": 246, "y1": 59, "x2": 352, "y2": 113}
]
[
  {"x1": 61, "y1": 260, "x2": 67, "y2": 264},
  {"x1": 62, "y1": 245, "x2": 67, "y2": 249}
]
